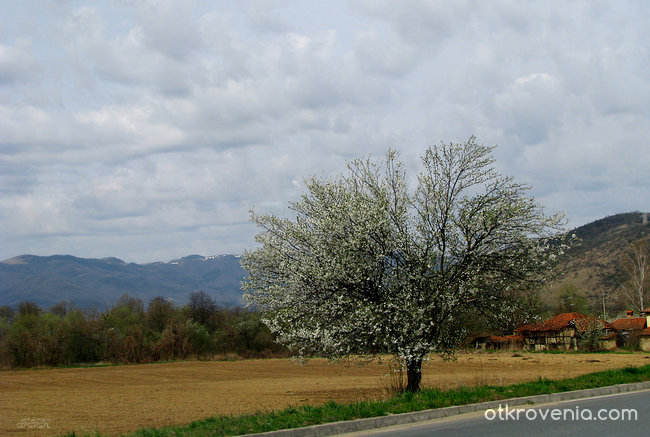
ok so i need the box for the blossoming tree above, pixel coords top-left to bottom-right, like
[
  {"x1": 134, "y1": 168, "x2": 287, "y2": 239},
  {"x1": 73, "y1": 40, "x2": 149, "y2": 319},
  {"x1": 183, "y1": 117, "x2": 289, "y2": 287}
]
[{"x1": 242, "y1": 137, "x2": 566, "y2": 392}]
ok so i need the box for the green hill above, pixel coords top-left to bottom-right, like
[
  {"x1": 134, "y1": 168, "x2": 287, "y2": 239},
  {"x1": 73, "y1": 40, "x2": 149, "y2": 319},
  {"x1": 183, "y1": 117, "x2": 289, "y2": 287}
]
[{"x1": 545, "y1": 211, "x2": 650, "y2": 315}]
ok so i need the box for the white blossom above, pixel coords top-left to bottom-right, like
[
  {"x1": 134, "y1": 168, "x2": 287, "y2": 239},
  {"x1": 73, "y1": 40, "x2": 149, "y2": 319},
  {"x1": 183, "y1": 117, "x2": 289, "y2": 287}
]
[{"x1": 242, "y1": 137, "x2": 567, "y2": 391}]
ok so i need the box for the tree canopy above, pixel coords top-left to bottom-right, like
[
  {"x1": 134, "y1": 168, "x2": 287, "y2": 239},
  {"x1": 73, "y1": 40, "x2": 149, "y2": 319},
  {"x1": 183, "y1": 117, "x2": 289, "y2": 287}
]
[{"x1": 242, "y1": 137, "x2": 567, "y2": 392}]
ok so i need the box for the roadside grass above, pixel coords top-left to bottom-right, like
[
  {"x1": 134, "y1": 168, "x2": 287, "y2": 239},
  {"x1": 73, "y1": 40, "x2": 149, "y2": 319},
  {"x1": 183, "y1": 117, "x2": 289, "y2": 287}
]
[{"x1": 61, "y1": 364, "x2": 650, "y2": 437}]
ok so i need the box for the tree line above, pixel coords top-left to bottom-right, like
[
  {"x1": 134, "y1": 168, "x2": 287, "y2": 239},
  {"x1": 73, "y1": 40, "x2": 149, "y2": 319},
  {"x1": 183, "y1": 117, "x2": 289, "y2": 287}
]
[{"x1": 0, "y1": 291, "x2": 288, "y2": 368}]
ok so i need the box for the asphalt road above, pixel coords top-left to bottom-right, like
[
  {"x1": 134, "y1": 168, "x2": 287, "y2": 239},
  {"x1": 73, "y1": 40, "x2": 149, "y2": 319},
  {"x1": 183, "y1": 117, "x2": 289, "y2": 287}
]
[{"x1": 342, "y1": 389, "x2": 650, "y2": 437}]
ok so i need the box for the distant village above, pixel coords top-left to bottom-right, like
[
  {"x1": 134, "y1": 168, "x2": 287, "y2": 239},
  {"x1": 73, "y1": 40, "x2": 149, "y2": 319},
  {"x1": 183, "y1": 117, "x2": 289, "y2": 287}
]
[
  {"x1": 470, "y1": 309, "x2": 650, "y2": 352},
  {"x1": 471, "y1": 212, "x2": 650, "y2": 354}
]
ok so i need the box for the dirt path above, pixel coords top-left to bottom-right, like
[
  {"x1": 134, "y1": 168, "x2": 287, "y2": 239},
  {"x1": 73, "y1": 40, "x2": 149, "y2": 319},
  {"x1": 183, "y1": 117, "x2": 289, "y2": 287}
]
[{"x1": 1, "y1": 352, "x2": 648, "y2": 436}]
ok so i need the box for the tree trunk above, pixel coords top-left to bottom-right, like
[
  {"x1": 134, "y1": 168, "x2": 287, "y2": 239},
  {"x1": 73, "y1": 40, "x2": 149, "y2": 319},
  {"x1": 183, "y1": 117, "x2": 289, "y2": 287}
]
[{"x1": 406, "y1": 358, "x2": 422, "y2": 393}]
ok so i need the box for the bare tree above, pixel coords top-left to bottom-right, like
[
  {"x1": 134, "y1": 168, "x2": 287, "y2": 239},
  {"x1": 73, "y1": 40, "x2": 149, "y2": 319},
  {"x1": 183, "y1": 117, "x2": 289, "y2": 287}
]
[
  {"x1": 49, "y1": 301, "x2": 73, "y2": 318},
  {"x1": 18, "y1": 301, "x2": 42, "y2": 316},
  {"x1": 146, "y1": 297, "x2": 177, "y2": 333},
  {"x1": 619, "y1": 238, "x2": 650, "y2": 313},
  {"x1": 186, "y1": 290, "x2": 217, "y2": 330}
]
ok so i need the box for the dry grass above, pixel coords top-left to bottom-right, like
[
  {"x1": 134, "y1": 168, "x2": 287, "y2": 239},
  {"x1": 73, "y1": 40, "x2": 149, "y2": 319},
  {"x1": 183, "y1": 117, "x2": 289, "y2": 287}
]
[
  {"x1": 1, "y1": 352, "x2": 649, "y2": 436},
  {"x1": 378, "y1": 359, "x2": 406, "y2": 397}
]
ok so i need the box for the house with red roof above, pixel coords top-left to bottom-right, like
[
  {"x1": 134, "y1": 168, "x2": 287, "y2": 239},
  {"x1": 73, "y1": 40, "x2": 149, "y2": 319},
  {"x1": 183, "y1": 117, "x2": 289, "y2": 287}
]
[
  {"x1": 610, "y1": 310, "x2": 648, "y2": 348},
  {"x1": 515, "y1": 312, "x2": 616, "y2": 351},
  {"x1": 610, "y1": 311, "x2": 647, "y2": 331}
]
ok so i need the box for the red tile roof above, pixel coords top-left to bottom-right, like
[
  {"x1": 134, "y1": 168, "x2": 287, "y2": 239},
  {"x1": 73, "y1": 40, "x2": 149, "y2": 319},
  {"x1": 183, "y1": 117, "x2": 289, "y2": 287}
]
[
  {"x1": 610, "y1": 317, "x2": 647, "y2": 331},
  {"x1": 516, "y1": 312, "x2": 614, "y2": 333},
  {"x1": 638, "y1": 327, "x2": 650, "y2": 336},
  {"x1": 490, "y1": 334, "x2": 523, "y2": 343}
]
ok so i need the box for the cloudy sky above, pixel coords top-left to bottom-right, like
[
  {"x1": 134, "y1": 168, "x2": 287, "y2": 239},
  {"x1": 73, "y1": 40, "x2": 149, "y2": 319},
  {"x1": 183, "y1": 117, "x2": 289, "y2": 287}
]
[{"x1": 1, "y1": 1, "x2": 648, "y2": 263}]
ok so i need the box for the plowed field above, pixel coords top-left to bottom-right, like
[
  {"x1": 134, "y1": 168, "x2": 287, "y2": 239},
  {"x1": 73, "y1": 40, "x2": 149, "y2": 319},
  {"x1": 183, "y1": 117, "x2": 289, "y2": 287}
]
[{"x1": 1, "y1": 352, "x2": 648, "y2": 436}]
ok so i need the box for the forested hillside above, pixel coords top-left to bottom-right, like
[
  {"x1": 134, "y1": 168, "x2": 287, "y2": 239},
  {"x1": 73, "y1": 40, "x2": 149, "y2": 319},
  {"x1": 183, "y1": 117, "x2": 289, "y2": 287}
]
[{"x1": 546, "y1": 211, "x2": 650, "y2": 314}]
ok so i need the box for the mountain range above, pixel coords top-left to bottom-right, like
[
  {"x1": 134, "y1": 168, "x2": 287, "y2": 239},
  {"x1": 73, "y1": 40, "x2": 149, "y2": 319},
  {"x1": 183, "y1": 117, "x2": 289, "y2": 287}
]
[
  {"x1": 0, "y1": 254, "x2": 246, "y2": 309},
  {"x1": 1, "y1": 211, "x2": 648, "y2": 312}
]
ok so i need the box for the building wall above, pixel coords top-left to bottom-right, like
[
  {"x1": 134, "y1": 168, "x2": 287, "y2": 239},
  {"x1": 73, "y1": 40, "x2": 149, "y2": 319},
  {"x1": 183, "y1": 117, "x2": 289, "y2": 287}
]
[
  {"x1": 640, "y1": 336, "x2": 650, "y2": 352},
  {"x1": 599, "y1": 338, "x2": 617, "y2": 351},
  {"x1": 492, "y1": 341, "x2": 523, "y2": 351},
  {"x1": 471, "y1": 338, "x2": 491, "y2": 350},
  {"x1": 521, "y1": 328, "x2": 577, "y2": 351}
]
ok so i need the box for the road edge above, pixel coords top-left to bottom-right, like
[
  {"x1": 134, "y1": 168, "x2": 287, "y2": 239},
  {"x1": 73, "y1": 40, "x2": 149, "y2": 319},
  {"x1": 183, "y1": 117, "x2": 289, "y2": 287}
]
[{"x1": 244, "y1": 381, "x2": 650, "y2": 436}]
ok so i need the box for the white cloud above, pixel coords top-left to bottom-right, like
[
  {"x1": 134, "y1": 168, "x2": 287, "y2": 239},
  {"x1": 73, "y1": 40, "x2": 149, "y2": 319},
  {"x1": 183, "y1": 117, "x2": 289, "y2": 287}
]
[
  {"x1": 1, "y1": 0, "x2": 649, "y2": 261},
  {"x1": 0, "y1": 40, "x2": 39, "y2": 84},
  {"x1": 136, "y1": 0, "x2": 203, "y2": 62},
  {"x1": 353, "y1": 29, "x2": 418, "y2": 77},
  {"x1": 494, "y1": 72, "x2": 564, "y2": 144}
]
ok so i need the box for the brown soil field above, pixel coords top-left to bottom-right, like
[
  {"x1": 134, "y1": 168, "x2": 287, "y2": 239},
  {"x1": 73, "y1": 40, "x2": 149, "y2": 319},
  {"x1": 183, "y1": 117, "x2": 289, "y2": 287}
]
[{"x1": 1, "y1": 352, "x2": 649, "y2": 436}]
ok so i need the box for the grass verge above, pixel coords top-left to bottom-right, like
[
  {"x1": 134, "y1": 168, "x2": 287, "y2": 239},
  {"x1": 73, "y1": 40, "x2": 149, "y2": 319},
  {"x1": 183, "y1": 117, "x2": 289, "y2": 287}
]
[{"x1": 63, "y1": 364, "x2": 650, "y2": 437}]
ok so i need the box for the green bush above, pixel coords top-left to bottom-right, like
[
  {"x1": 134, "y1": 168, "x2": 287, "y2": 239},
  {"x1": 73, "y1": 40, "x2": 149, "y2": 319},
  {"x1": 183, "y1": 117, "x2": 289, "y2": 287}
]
[{"x1": 6, "y1": 313, "x2": 67, "y2": 367}]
